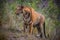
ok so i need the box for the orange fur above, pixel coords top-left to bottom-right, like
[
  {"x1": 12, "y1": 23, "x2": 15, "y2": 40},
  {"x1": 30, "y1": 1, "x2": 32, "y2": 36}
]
[{"x1": 15, "y1": 6, "x2": 46, "y2": 38}]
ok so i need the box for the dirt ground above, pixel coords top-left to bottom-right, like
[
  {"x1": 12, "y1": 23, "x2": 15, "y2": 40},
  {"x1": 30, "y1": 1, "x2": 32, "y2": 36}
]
[{"x1": 0, "y1": 27, "x2": 49, "y2": 40}]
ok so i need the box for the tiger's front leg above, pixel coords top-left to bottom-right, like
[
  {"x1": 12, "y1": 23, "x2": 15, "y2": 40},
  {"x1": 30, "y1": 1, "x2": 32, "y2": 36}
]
[
  {"x1": 23, "y1": 23, "x2": 27, "y2": 33},
  {"x1": 29, "y1": 23, "x2": 33, "y2": 34}
]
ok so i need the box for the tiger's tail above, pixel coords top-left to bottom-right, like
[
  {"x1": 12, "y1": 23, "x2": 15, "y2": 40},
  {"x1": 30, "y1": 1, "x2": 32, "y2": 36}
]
[{"x1": 43, "y1": 22, "x2": 46, "y2": 38}]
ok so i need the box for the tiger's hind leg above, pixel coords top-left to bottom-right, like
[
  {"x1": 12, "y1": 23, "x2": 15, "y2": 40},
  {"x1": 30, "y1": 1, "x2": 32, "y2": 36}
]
[
  {"x1": 40, "y1": 23, "x2": 46, "y2": 38},
  {"x1": 35, "y1": 23, "x2": 42, "y2": 37}
]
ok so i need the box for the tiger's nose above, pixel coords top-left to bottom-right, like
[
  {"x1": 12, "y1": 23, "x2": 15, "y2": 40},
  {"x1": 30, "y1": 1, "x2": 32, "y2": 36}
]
[{"x1": 21, "y1": 11, "x2": 23, "y2": 13}]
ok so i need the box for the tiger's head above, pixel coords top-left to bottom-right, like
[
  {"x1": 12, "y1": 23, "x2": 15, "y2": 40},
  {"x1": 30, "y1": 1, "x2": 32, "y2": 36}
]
[
  {"x1": 15, "y1": 5, "x2": 24, "y2": 15},
  {"x1": 15, "y1": 5, "x2": 32, "y2": 15}
]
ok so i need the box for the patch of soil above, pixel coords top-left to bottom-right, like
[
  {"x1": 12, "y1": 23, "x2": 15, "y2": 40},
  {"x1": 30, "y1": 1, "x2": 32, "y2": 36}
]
[{"x1": 0, "y1": 28, "x2": 48, "y2": 40}]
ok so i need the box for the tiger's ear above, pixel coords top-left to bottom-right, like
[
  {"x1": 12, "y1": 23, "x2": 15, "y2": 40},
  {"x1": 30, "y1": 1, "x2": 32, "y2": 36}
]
[
  {"x1": 21, "y1": 5, "x2": 24, "y2": 9},
  {"x1": 17, "y1": 5, "x2": 24, "y2": 9}
]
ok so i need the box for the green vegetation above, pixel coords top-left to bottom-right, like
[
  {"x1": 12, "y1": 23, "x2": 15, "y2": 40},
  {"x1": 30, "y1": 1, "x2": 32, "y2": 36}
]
[{"x1": 0, "y1": 0, "x2": 60, "y2": 40}]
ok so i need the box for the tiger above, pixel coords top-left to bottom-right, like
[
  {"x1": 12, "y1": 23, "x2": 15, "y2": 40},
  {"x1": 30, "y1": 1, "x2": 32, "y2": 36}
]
[{"x1": 15, "y1": 5, "x2": 46, "y2": 38}]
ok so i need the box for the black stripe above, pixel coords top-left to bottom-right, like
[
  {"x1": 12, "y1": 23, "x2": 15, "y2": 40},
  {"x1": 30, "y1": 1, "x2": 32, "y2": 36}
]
[{"x1": 23, "y1": 12, "x2": 32, "y2": 24}]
